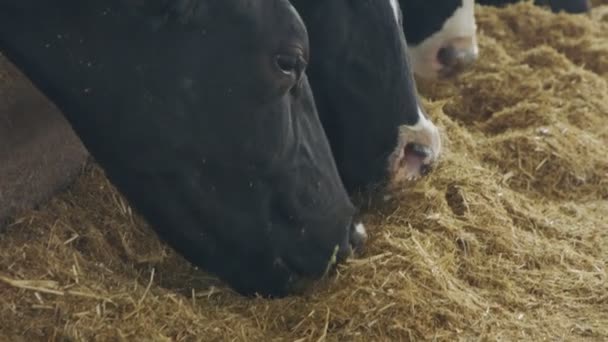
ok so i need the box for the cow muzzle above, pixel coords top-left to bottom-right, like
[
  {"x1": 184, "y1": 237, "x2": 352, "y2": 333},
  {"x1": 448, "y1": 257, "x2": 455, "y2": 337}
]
[
  {"x1": 436, "y1": 36, "x2": 478, "y2": 78},
  {"x1": 282, "y1": 220, "x2": 368, "y2": 295},
  {"x1": 336, "y1": 220, "x2": 368, "y2": 261},
  {"x1": 386, "y1": 106, "x2": 441, "y2": 189}
]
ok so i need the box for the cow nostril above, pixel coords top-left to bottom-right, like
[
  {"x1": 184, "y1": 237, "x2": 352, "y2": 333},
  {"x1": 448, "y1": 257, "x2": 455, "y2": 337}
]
[
  {"x1": 436, "y1": 43, "x2": 478, "y2": 75},
  {"x1": 401, "y1": 143, "x2": 432, "y2": 176},
  {"x1": 420, "y1": 163, "x2": 432, "y2": 176},
  {"x1": 437, "y1": 45, "x2": 458, "y2": 67},
  {"x1": 404, "y1": 143, "x2": 430, "y2": 160}
]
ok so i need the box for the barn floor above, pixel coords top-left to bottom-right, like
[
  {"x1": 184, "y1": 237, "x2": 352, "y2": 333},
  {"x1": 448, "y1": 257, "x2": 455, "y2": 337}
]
[{"x1": 1, "y1": 2, "x2": 608, "y2": 341}]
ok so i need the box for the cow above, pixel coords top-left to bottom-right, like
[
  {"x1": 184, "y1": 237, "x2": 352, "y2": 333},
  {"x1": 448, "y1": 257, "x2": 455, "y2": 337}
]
[
  {"x1": 0, "y1": 57, "x2": 88, "y2": 225},
  {"x1": 398, "y1": 0, "x2": 591, "y2": 80},
  {"x1": 398, "y1": 0, "x2": 479, "y2": 79},
  {"x1": 292, "y1": 0, "x2": 441, "y2": 199},
  {"x1": 0, "y1": 0, "x2": 440, "y2": 296},
  {"x1": 0, "y1": 0, "x2": 443, "y2": 226},
  {"x1": 0, "y1": 0, "x2": 364, "y2": 297}
]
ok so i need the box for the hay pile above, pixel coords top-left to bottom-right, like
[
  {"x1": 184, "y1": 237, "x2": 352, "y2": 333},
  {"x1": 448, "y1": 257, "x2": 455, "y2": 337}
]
[{"x1": 1, "y1": 3, "x2": 607, "y2": 341}]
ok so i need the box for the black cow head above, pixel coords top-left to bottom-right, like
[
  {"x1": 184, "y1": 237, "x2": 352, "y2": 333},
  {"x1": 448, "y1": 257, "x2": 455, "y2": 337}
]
[{"x1": 0, "y1": 0, "x2": 363, "y2": 297}]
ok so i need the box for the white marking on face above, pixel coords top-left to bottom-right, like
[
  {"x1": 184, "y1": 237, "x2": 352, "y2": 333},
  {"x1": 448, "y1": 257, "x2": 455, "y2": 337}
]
[
  {"x1": 389, "y1": 0, "x2": 401, "y2": 23},
  {"x1": 350, "y1": 222, "x2": 368, "y2": 250},
  {"x1": 407, "y1": 0, "x2": 478, "y2": 79},
  {"x1": 407, "y1": 107, "x2": 436, "y2": 132},
  {"x1": 354, "y1": 223, "x2": 367, "y2": 239},
  {"x1": 406, "y1": 107, "x2": 442, "y2": 159}
]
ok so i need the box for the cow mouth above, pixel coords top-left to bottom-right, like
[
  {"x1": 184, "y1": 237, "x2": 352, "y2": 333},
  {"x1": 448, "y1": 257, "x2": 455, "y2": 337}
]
[
  {"x1": 281, "y1": 221, "x2": 368, "y2": 295},
  {"x1": 385, "y1": 113, "x2": 442, "y2": 192},
  {"x1": 388, "y1": 141, "x2": 435, "y2": 187},
  {"x1": 437, "y1": 63, "x2": 469, "y2": 79},
  {"x1": 279, "y1": 248, "x2": 340, "y2": 295}
]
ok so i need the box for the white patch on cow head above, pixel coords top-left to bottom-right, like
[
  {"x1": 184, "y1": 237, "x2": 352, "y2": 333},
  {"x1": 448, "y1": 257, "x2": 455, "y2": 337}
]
[
  {"x1": 407, "y1": 0, "x2": 478, "y2": 79},
  {"x1": 354, "y1": 223, "x2": 367, "y2": 239},
  {"x1": 389, "y1": 0, "x2": 401, "y2": 23},
  {"x1": 387, "y1": 106, "x2": 442, "y2": 186},
  {"x1": 349, "y1": 222, "x2": 368, "y2": 252}
]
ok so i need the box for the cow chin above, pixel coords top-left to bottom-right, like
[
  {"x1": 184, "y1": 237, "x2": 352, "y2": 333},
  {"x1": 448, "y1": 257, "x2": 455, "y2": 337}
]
[
  {"x1": 386, "y1": 106, "x2": 441, "y2": 191},
  {"x1": 241, "y1": 220, "x2": 368, "y2": 298}
]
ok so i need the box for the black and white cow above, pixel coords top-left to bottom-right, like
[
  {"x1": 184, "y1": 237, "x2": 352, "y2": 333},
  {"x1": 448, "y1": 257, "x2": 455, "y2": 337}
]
[
  {"x1": 0, "y1": 0, "x2": 440, "y2": 297},
  {"x1": 292, "y1": 0, "x2": 441, "y2": 197},
  {"x1": 399, "y1": 0, "x2": 478, "y2": 79},
  {"x1": 398, "y1": 0, "x2": 592, "y2": 79}
]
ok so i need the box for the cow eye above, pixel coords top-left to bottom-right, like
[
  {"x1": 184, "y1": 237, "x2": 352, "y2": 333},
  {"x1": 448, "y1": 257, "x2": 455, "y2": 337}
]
[
  {"x1": 275, "y1": 53, "x2": 307, "y2": 81},
  {"x1": 276, "y1": 55, "x2": 299, "y2": 74}
]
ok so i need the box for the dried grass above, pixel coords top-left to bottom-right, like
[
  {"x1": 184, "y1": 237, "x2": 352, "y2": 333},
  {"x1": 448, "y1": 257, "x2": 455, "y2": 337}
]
[{"x1": 1, "y1": 3, "x2": 608, "y2": 341}]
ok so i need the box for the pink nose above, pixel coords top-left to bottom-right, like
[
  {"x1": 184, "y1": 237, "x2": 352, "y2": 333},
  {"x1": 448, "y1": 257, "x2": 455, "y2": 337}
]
[{"x1": 403, "y1": 143, "x2": 433, "y2": 176}]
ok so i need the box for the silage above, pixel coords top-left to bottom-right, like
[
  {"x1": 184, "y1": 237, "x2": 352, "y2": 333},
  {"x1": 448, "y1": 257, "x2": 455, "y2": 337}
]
[{"x1": 1, "y1": 3, "x2": 607, "y2": 341}]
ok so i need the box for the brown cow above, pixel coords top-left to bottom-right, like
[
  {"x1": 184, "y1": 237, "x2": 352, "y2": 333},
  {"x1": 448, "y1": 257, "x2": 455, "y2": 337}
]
[{"x1": 0, "y1": 55, "x2": 88, "y2": 226}]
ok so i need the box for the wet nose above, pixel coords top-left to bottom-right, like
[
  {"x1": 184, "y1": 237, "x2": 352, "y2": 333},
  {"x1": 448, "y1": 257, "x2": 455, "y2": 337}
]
[
  {"x1": 436, "y1": 37, "x2": 478, "y2": 76},
  {"x1": 403, "y1": 143, "x2": 433, "y2": 176}
]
